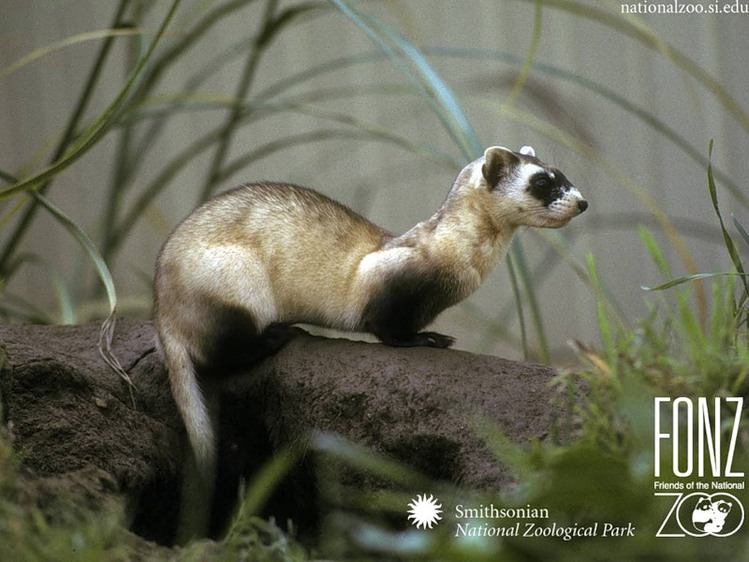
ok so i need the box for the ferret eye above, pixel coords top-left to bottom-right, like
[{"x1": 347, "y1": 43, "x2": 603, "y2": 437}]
[{"x1": 533, "y1": 175, "x2": 552, "y2": 189}]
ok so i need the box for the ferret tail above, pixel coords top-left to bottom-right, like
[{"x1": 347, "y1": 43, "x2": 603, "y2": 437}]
[{"x1": 161, "y1": 333, "x2": 216, "y2": 484}]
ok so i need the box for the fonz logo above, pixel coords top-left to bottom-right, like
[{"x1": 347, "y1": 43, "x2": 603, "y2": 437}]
[
  {"x1": 656, "y1": 492, "x2": 745, "y2": 537},
  {"x1": 654, "y1": 397, "x2": 743, "y2": 478},
  {"x1": 654, "y1": 397, "x2": 745, "y2": 538}
]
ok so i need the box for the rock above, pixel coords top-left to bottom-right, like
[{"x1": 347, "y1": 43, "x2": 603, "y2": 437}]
[
  {"x1": 0, "y1": 320, "x2": 570, "y2": 545},
  {"x1": 0, "y1": 319, "x2": 183, "y2": 544}
]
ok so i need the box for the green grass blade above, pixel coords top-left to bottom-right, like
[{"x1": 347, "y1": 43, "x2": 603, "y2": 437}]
[
  {"x1": 512, "y1": 240, "x2": 549, "y2": 362},
  {"x1": 256, "y1": 50, "x2": 386, "y2": 102},
  {"x1": 0, "y1": 0, "x2": 133, "y2": 273},
  {"x1": 202, "y1": 0, "x2": 282, "y2": 200},
  {"x1": 494, "y1": 104, "x2": 708, "y2": 322},
  {"x1": 638, "y1": 227, "x2": 672, "y2": 278},
  {"x1": 273, "y1": 44, "x2": 748, "y2": 210},
  {"x1": 0, "y1": 168, "x2": 16, "y2": 185},
  {"x1": 734, "y1": 215, "x2": 749, "y2": 250},
  {"x1": 111, "y1": 122, "x2": 454, "y2": 254},
  {"x1": 111, "y1": 0, "x2": 279, "y2": 195},
  {"x1": 517, "y1": 0, "x2": 749, "y2": 133},
  {"x1": 477, "y1": 420, "x2": 534, "y2": 481},
  {"x1": 643, "y1": 272, "x2": 749, "y2": 292},
  {"x1": 30, "y1": 192, "x2": 135, "y2": 397},
  {"x1": 7, "y1": 254, "x2": 76, "y2": 324},
  {"x1": 313, "y1": 432, "x2": 429, "y2": 486},
  {"x1": 29, "y1": 193, "x2": 116, "y2": 315},
  {"x1": 191, "y1": 40, "x2": 744, "y2": 207},
  {"x1": 131, "y1": 0, "x2": 258, "y2": 101},
  {"x1": 500, "y1": 0, "x2": 542, "y2": 113},
  {"x1": 474, "y1": 228, "x2": 626, "y2": 354},
  {"x1": 0, "y1": 0, "x2": 182, "y2": 202},
  {"x1": 707, "y1": 141, "x2": 748, "y2": 298},
  {"x1": 219, "y1": 127, "x2": 453, "y2": 186},
  {"x1": 0, "y1": 292, "x2": 56, "y2": 323},
  {"x1": 328, "y1": 0, "x2": 480, "y2": 160},
  {"x1": 506, "y1": 246, "x2": 529, "y2": 360},
  {"x1": 226, "y1": 445, "x2": 303, "y2": 539},
  {"x1": 733, "y1": 215, "x2": 749, "y2": 308},
  {"x1": 435, "y1": 46, "x2": 746, "y2": 208},
  {"x1": 0, "y1": 29, "x2": 141, "y2": 83},
  {"x1": 587, "y1": 253, "x2": 613, "y2": 352},
  {"x1": 109, "y1": 82, "x2": 460, "y2": 249}
]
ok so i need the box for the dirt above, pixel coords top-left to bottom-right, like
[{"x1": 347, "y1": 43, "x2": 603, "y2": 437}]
[{"x1": 0, "y1": 319, "x2": 573, "y2": 549}]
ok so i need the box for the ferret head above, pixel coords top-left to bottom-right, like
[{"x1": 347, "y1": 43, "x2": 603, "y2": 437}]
[{"x1": 466, "y1": 145, "x2": 587, "y2": 229}]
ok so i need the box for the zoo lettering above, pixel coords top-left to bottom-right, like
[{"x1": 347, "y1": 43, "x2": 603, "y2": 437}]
[{"x1": 654, "y1": 397, "x2": 744, "y2": 478}]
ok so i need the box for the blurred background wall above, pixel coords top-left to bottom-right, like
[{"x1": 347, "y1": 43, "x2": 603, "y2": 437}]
[{"x1": 1, "y1": 0, "x2": 747, "y2": 362}]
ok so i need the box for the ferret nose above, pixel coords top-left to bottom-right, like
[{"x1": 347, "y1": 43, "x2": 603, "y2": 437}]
[{"x1": 577, "y1": 200, "x2": 588, "y2": 213}]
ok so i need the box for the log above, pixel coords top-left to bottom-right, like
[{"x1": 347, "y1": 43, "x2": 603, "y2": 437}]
[{"x1": 0, "y1": 319, "x2": 570, "y2": 545}]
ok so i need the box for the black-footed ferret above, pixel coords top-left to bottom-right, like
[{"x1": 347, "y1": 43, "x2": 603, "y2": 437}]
[{"x1": 154, "y1": 145, "x2": 587, "y2": 484}]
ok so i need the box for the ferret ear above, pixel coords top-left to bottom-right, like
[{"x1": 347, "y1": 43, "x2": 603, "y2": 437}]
[
  {"x1": 482, "y1": 146, "x2": 520, "y2": 189},
  {"x1": 519, "y1": 145, "x2": 536, "y2": 157}
]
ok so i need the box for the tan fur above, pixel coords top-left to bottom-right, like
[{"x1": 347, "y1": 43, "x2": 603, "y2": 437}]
[{"x1": 154, "y1": 146, "x2": 587, "y2": 534}]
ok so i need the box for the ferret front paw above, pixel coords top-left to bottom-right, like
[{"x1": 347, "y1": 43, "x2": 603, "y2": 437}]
[
  {"x1": 417, "y1": 331, "x2": 455, "y2": 348},
  {"x1": 378, "y1": 331, "x2": 455, "y2": 348}
]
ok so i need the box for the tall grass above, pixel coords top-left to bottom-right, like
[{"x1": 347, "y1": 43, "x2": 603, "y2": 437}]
[
  {"x1": 0, "y1": 0, "x2": 746, "y2": 362},
  {"x1": 0, "y1": 3, "x2": 747, "y2": 559}
]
